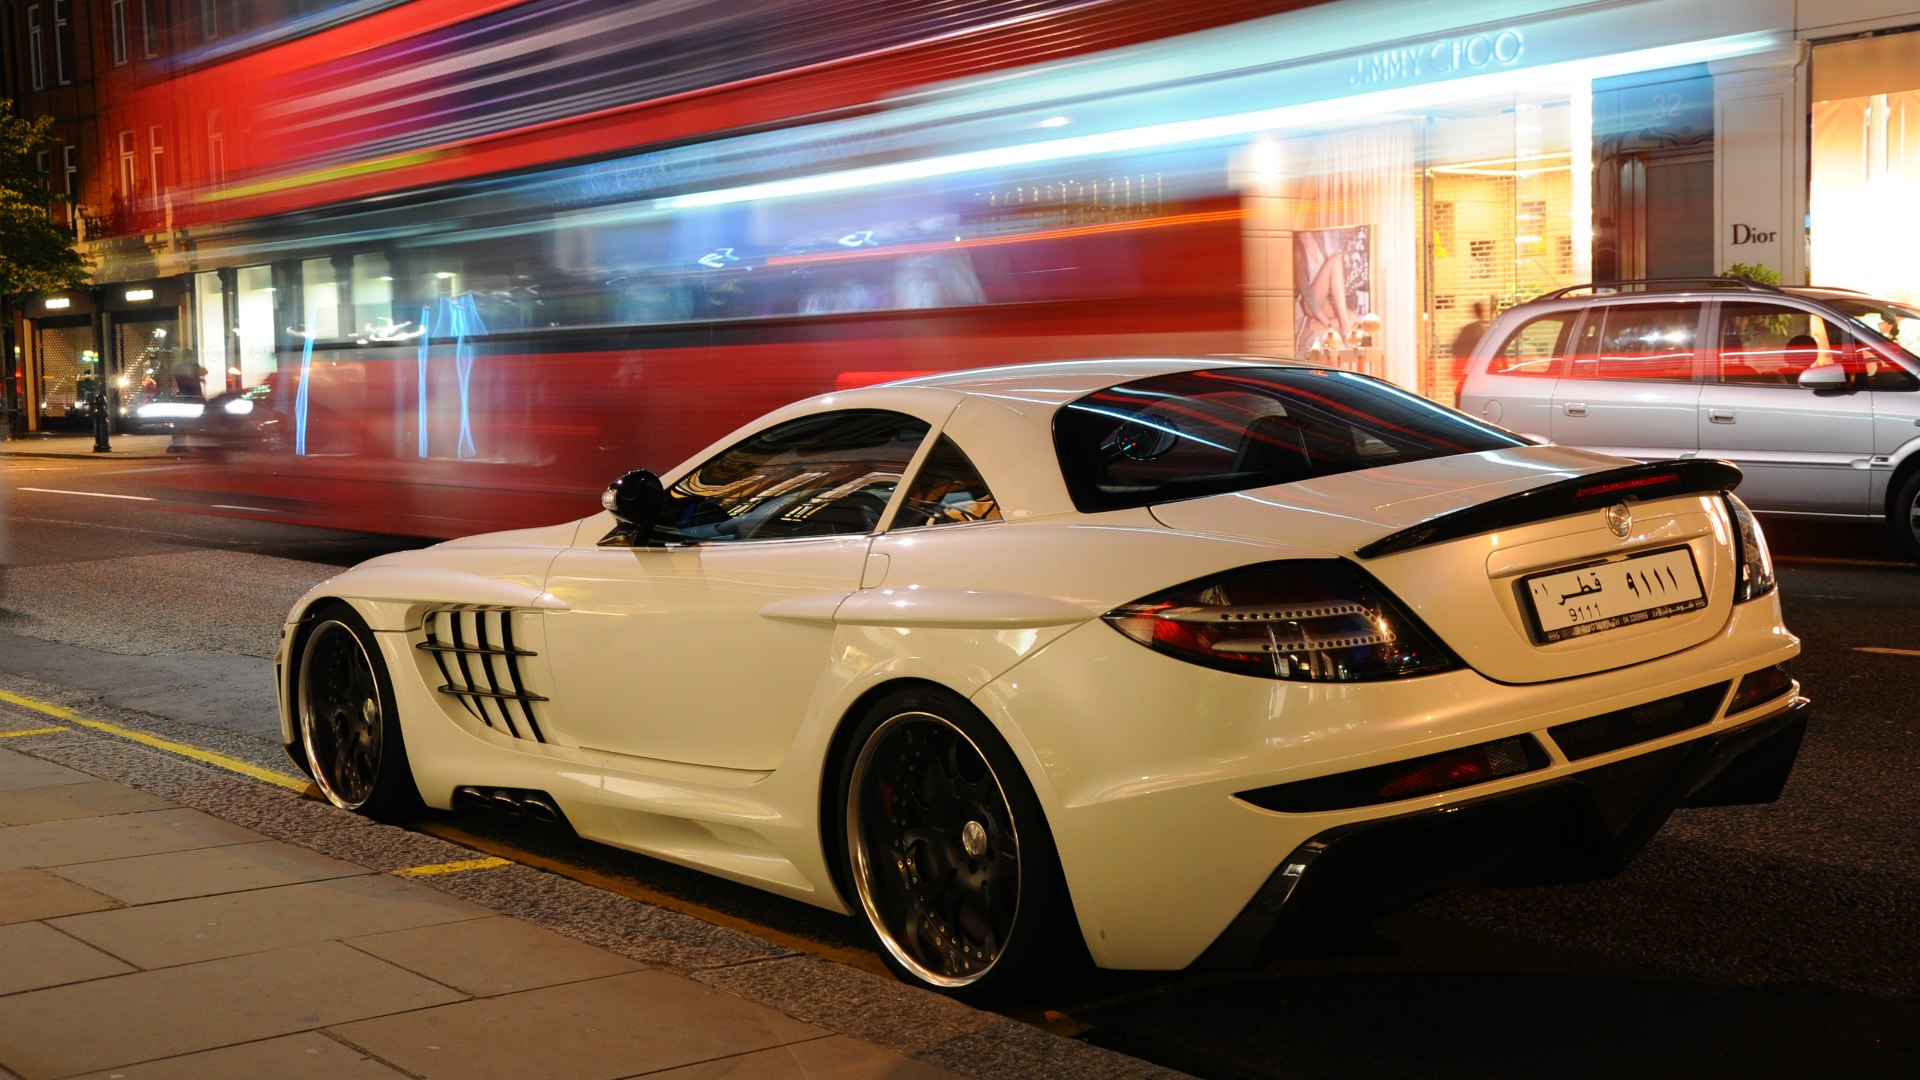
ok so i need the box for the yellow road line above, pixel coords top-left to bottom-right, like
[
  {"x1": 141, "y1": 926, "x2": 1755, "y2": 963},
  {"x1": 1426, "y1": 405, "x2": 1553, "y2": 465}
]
[
  {"x1": 0, "y1": 689, "x2": 310, "y2": 792},
  {"x1": 392, "y1": 856, "x2": 514, "y2": 877},
  {"x1": 0, "y1": 726, "x2": 68, "y2": 738},
  {"x1": 1854, "y1": 646, "x2": 1920, "y2": 657}
]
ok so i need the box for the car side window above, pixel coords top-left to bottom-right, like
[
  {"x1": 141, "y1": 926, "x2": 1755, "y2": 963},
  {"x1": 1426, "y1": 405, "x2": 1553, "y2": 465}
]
[
  {"x1": 895, "y1": 436, "x2": 1001, "y2": 529},
  {"x1": 1485, "y1": 313, "x2": 1571, "y2": 376},
  {"x1": 1567, "y1": 303, "x2": 1698, "y2": 382},
  {"x1": 657, "y1": 409, "x2": 929, "y2": 542},
  {"x1": 1716, "y1": 303, "x2": 1842, "y2": 386}
]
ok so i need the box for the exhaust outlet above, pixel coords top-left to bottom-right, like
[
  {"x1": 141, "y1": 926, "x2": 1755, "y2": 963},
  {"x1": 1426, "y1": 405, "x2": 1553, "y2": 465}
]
[
  {"x1": 453, "y1": 786, "x2": 564, "y2": 825},
  {"x1": 521, "y1": 794, "x2": 561, "y2": 824}
]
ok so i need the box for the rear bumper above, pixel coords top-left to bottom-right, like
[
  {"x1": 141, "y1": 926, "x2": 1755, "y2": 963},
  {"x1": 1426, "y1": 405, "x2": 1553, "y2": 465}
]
[{"x1": 1196, "y1": 695, "x2": 1809, "y2": 968}]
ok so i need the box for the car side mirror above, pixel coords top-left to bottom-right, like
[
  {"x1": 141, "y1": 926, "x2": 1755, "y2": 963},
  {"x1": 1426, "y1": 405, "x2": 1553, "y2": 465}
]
[
  {"x1": 1796, "y1": 364, "x2": 1849, "y2": 392},
  {"x1": 598, "y1": 469, "x2": 664, "y2": 547}
]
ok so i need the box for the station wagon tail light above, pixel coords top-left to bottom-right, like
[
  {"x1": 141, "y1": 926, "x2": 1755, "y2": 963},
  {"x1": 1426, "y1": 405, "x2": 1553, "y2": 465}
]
[
  {"x1": 1104, "y1": 560, "x2": 1459, "y2": 681},
  {"x1": 1724, "y1": 494, "x2": 1776, "y2": 602}
]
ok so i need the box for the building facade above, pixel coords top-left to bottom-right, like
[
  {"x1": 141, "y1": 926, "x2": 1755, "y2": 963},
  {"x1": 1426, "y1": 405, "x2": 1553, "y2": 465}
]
[{"x1": 5, "y1": 0, "x2": 1920, "y2": 437}]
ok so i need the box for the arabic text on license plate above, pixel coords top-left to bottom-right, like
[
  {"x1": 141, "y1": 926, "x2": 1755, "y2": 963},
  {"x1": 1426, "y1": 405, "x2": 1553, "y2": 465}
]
[{"x1": 1524, "y1": 547, "x2": 1705, "y2": 643}]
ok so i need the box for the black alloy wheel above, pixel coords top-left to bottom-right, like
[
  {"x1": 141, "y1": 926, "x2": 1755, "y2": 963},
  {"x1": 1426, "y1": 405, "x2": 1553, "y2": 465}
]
[
  {"x1": 297, "y1": 603, "x2": 417, "y2": 818},
  {"x1": 840, "y1": 688, "x2": 1065, "y2": 1000},
  {"x1": 1896, "y1": 470, "x2": 1920, "y2": 564}
]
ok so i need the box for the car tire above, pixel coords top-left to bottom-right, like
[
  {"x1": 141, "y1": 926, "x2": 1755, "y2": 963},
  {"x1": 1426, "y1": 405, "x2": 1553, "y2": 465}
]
[
  {"x1": 296, "y1": 602, "x2": 419, "y2": 819},
  {"x1": 1895, "y1": 470, "x2": 1920, "y2": 564},
  {"x1": 836, "y1": 687, "x2": 1070, "y2": 1002}
]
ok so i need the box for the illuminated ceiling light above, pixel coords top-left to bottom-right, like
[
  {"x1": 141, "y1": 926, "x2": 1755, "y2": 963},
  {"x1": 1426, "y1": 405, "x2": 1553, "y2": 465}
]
[
  {"x1": 434, "y1": 272, "x2": 455, "y2": 279},
  {"x1": 659, "y1": 33, "x2": 1778, "y2": 212},
  {"x1": 45, "y1": 298, "x2": 71, "y2": 309},
  {"x1": 125, "y1": 288, "x2": 154, "y2": 301},
  {"x1": 1039, "y1": 116, "x2": 1071, "y2": 128}
]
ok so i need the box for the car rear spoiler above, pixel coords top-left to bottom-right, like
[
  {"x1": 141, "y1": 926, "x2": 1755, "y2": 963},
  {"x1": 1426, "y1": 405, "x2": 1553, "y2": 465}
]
[{"x1": 1354, "y1": 458, "x2": 1744, "y2": 560}]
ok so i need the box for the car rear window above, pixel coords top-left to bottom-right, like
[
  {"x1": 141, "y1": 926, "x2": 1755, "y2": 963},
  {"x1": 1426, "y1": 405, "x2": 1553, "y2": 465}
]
[{"x1": 1054, "y1": 366, "x2": 1527, "y2": 512}]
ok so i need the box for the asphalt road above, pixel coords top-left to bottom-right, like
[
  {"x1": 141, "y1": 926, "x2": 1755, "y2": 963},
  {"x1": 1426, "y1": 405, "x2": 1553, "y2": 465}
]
[{"x1": 3, "y1": 452, "x2": 1916, "y2": 1079}]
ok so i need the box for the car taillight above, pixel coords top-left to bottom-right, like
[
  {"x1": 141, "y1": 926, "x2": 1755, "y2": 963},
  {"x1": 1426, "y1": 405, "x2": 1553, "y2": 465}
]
[
  {"x1": 1724, "y1": 493, "x2": 1776, "y2": 602},
  {"x1": 1103, "y1": 560, "x2": 1459, "y2": 681}
]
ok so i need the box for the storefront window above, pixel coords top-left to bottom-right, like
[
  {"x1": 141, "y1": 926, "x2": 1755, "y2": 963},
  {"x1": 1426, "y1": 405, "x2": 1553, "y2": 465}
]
[
  {"x1": 234, "y1": 265, "x2": 277, "y2": 388},
  {"x1": 1812, "y1": 33, "x2": 1920, "y2": 305},
  {"x1": 352, "y1": 253, "x2": 395, "y2": 339},
  {"x1": 302, "y1": 257, "x2": 341, "y2": 339},
  {"x1": 194, "y1": 270, "x2": 230, "y2": 391}
]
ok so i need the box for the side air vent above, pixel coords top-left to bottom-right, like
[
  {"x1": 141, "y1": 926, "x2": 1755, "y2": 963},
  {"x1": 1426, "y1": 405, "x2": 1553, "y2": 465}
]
[{"x1": 418, "y1": 606, "x2": 549, "y2": 742}]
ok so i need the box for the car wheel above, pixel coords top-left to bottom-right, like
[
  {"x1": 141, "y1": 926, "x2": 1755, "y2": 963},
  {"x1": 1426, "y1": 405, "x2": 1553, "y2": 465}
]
[
  {"x1": 1894, "y1": 470, "x2": 1920, "y2": 564},
  {"x1": 296, "y1": 603, "x2": 418, "y2": 818},
  {"x1": 838, "y1": 688, "x2": 1068, "y2": 1001}
]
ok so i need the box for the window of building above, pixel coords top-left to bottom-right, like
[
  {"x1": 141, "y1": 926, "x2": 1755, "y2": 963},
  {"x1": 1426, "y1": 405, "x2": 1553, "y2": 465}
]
[
  {"x1": 34, "y1": 149, "x2": 50, "y2": 192},
  {"x1": 194, "y1": 271, "x2": 231, "y2": 390},
  {"x1": 53, "y1": 0, "x2": 73, "y2": 85},
  {"x1": 62, "y1": 145, "x2": 78, "y2": 199},
  {"x1": 234, "y1": 265, "x2": 278, "y2": 385},
  {"x1": 118, "y1": 130, "x2": 137, "y2": 204},
  {"x1": 201, "y1": 0, "x2": 219, "y2": 40},
  {"x1": 141, "y1": 0, "x2": 159, "y2": 58},
  {"x1": 352, "y1": 253, "x2": 395, "y2": 336},
  {"x1": 111, "y1": 1, "x2": 129, "y2": 66},
  {"x1": 206, "y1": 110, "x2": 226, "y2": 189},
  {"x1": 301, "y1": 258, "x2": 341, "y2": 338},
  {"x1": 28, "y1": 6, "x2": 45, "y2": 91},
  {"x1": 149, "y1": 126, "x2": 167, "y2": 204}
]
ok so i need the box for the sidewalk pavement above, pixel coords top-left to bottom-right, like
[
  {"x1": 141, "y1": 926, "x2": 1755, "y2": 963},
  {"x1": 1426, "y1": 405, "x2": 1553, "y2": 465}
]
[
  {"x1": 0, "y1": 697, "x2": 1174, "y2": 1080},
  {"x1": 0, "y1": 432, "x2": 179, "y2": 459}
]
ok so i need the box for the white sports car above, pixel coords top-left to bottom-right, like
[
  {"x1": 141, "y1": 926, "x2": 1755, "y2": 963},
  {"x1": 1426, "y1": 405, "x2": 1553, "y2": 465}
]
[{"x1": 279, "y1": 358, "x2": 1808, "y2": 999}]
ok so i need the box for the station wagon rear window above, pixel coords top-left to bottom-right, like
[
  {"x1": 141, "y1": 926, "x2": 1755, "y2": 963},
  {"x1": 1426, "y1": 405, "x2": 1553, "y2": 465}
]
[{"x1": 1054, "y1": 366, "x2": 1526, "y2": 512}]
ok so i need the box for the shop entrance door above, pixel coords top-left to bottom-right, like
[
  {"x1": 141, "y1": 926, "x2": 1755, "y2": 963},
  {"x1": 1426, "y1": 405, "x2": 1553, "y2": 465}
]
[{"x1": 32, "y1": 319, "x2": 100, "y2": 432}]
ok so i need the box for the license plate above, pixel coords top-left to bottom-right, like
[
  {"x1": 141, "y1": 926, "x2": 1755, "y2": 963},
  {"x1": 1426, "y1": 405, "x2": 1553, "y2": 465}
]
[{"x1": 1522, "y1": 546, "x2": 1706, "y2": 643}]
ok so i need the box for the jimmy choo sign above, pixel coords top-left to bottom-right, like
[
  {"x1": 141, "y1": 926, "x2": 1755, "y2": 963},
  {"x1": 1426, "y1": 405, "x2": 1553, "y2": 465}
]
[{"x1": 1349, "y1": 29, "x2": 1526, "y2": 86}]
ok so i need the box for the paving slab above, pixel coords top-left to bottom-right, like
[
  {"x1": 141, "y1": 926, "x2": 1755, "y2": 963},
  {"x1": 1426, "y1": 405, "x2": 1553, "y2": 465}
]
[
  {"x1": 0, "y1": 868, "x2": 121, "y2": 924},
  {"x1": 0, "y1": 920, "x2": 133, "y2": 996},
  {"x1": 346, "y1": 914, "x2": 646, "y2": 997},
  {"x1": 328, "y1": 971, "x2": 828, "y2": 1080},
  {"x1": 0, "y1": 749, "x2": 92, "y2": 792},
  {"x1": 0, "y1": 941, "x2": 465, "y2": 1080},
  {"x1": 65, "y1": 1033, "x2": 410, "y2": 1080},
  {"x1": 0, "y1": 806, "x2": 261, "y2": 872},
  {"x1": 48, "y1": 872, "x2": 493, "y2": 969},
  {"x1": 0, "y1": 779, "x2": 178, "y2": 824},
  {"x1": 49, "y1": 838, "x2": 364, "y2": 905}
]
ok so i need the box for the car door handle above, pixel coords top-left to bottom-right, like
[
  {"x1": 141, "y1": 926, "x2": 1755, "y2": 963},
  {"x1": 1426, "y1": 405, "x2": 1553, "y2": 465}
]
[
  {"x1": 1708, "y1": 409, "x2": 1736, "y2": 424},
  {"x1": 1562, "y1": 403, "x2": 1587, "y2": 417}
]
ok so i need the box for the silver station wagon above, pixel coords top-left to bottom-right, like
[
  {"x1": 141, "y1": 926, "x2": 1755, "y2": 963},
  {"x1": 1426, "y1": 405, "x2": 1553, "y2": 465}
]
[{"x1": 1457, "y1": 278, "x2": 1920, "y2": 562}]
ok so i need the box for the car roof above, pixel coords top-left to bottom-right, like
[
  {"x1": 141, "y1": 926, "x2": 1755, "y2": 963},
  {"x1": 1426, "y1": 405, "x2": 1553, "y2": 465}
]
[{"x1": 882, "y1": 356, "x2": 1288, "y2": 398}]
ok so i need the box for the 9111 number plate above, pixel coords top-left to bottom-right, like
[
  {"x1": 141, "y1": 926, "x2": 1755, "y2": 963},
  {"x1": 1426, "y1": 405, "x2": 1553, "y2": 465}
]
[{"x1": 1522, "y1": 546, "x2": 1706, "y2": 643}]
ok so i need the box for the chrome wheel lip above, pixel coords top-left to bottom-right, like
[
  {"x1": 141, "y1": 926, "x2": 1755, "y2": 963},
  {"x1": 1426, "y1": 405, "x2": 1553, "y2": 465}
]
[
  {"x1": 847, "y1": 709, "x2": 1021, "y2": 990},
  {"x1": 297, "y1": 618, "x2": 382, "y2": 811}
]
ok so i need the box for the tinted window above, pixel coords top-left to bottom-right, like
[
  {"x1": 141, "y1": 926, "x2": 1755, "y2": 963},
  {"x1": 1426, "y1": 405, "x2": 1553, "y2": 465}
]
[
  {"x1": 1566, "y1": 303, "x2": 1698, "y2": 381},
  {"x1": 1054, "y1": 367, "x2": 1526, "y2": 512},
  {"x1": 1486, "y1": 313, "x2": 1570, "y2": 376},
  {"x1": 1716, "y1": 303, "x2": 1845, "y2": 386},
  {"x1": 896, "y1": 436, "x2": 1000, "y2": 528},
  {"x1": 657, "y1": 410, "x2": 928, "y2": 542}
]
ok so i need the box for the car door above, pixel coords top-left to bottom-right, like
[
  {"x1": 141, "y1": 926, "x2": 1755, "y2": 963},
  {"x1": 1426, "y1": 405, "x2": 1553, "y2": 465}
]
[
  {"x1": 540, "y1": 409, "x2": 930, "y2": 771},
  {"x1": 1550, "y1": 301, "x2": 1704, "y2": 460},
  {"x1": 1696, "y1": 301, "x2": 1874, "y2": 515}
]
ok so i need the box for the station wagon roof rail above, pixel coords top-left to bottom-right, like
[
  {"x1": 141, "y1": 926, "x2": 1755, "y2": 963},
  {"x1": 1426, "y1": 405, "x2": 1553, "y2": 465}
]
[{"x1": 1533, "y1": 278, "x2": 1792, "y2": 301}]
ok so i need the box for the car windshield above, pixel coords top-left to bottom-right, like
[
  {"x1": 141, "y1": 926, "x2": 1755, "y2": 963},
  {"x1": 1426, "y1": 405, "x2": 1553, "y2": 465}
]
[
  {"x1": 1054, "y1": 366, "x2": 1526, "y2": 512},
  {"x1": 1813, "y1": 295, "x2": 1920, "y2": 354}
]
